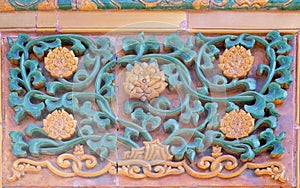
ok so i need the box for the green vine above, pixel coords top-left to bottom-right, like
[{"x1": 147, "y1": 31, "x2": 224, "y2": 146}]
[{"x1": 7, "y1": 31, "x2": 293, "y2": 166}]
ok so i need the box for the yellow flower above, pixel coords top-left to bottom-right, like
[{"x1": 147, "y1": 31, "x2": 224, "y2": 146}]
[
  {"x1": 73, "y1": 145, "x2": 84, "y2": 156},
  {"x1": 212, "y1": 145, "x2": 223, "y2": 158},
  {"x1": 219, "y1": 45, "x2": 254, "y2": 79},
  {"x1": 123, "y1": 62, "x2": 168, "y2": 101},
  {"x1": 220, "y1": 109, "x2": 255, "y2": 139},
  {"x1": 43, "y1": 109, "x2": 77, "y2": 140},
  {"x1": 44, "y1": 47, "x2": 78, "y2": 79}
]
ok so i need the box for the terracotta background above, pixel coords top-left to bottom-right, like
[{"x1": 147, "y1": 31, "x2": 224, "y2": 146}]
[{"x1": 0, "y1": 10, "x2": 300, "y2": 188}]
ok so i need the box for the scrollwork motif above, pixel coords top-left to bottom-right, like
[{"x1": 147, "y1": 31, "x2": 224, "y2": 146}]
[
  {"x1": 183, "y1": 155, "x2": 287, "y2": 182},
  {"x1": 7, "y1": 153, "x2": 117, "y2": 182},
  {"x1": 8, "y1": 146, "x2": 287, "y2": 183}
]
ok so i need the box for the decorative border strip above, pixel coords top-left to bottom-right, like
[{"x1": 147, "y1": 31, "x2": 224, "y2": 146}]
[
  {"x1": 7, "y1": 153, "x2": 286, "y2": 182},
  {"x1": 1, "y1": 0, "x2": 300, "y2": 10},
  {"x1": 3, "y1": 11, "x2": 300, "y2": 33}
]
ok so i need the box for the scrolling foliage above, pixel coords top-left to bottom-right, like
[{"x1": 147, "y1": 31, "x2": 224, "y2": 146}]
[
  {"x1": 7, "y1": 31, "x2": 293, "y2": 182},
  {"x1": 7, "y1": 34, "x2": 117, "y2": 159},
  {"x1": 118, "y1": 30, "x2": 293, "y2": 163}
]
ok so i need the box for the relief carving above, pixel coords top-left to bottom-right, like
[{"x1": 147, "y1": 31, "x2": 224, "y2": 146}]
[{"x1": 5, "y1": 31, "x2": 294, "y2": 185}]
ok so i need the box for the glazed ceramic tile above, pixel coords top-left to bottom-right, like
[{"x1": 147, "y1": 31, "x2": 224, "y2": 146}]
[{"x1": 1, "y1": 31, "x2": 298, "y2": 187}]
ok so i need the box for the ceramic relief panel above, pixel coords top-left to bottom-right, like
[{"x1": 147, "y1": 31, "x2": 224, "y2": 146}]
[{"x1": 1, "y1": 31, "x2": 297, "y2": 187}]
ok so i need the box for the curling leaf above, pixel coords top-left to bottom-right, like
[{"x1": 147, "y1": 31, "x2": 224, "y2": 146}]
[
  {"x1": 122, "y1": 32, "x2": 160, "y2": 57},
  {"x1": 163, "y1": 34, "x2": 196, "y2": 66},
  {"x1": 9, "y1": 92, "x2": 45, "y2": 123},
  {"x1": 131, "y1": 108, "x2": 161, "y2": 132},
  {"x1": 9, "y1": 131, "x2": 28, "y2": 158},
  {"x1": 225, "y1": 34, "x2": 255, "y2": 49}
]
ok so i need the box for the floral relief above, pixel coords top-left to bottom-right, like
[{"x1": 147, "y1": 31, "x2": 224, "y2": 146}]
[
  {"x1": 212, "y1": 145, "x2": 223, "y2": 158},
  {"x1": 123, "y1": 62, "x2": 168, "y2": 101},
  {"x1": 220, "y1": 109, "x2": 255, "y2": 139},
  {"x1": 73, "y1": 145, "x2": 85, "y2": 156},
  {"x1": 44, "y1": 47, "x2": 78, "y2": 79},
  {"x1": 43, "y1": 109, "x2": 77, "y2": 140},
  {"x1": 6, "y1": 31, "x2": 294, "y2": 184},
  {"x1": 219, "y1": 45, "x2": 254, "y2": 79}
]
